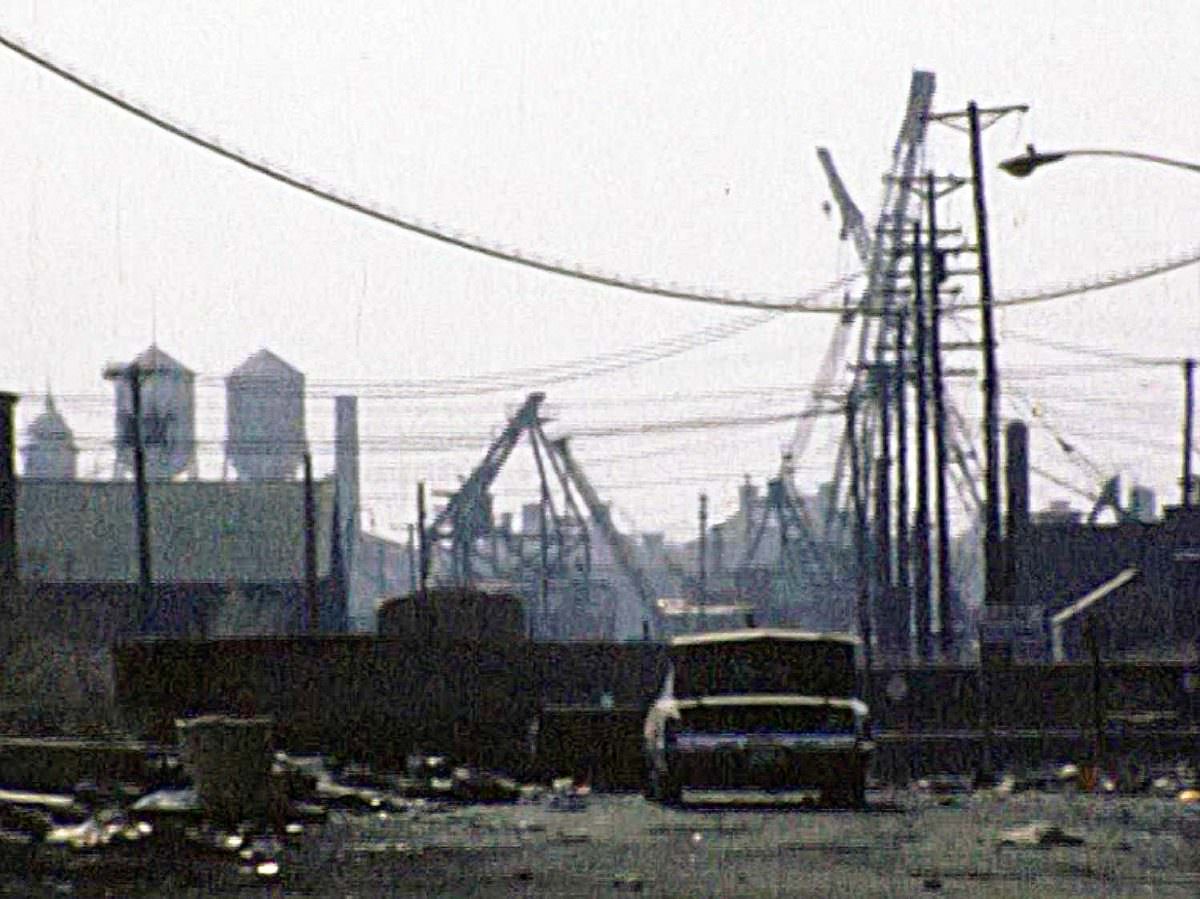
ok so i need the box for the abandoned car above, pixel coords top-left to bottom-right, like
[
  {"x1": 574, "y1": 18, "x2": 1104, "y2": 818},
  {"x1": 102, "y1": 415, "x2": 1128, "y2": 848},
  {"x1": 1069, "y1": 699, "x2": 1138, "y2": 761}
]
[{"x1": 643, "y1": 629, "x2": 872, "y2": 805}]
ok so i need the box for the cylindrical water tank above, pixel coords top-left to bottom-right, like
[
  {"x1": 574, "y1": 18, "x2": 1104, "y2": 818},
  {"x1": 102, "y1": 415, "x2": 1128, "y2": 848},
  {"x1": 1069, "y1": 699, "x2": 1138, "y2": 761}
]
[
  {"x1": 225, "y1": 349, "x2": 306, "y2": 480},
  {"x1": 112, "y1": 345, "x2": 196, "y2": 481}
]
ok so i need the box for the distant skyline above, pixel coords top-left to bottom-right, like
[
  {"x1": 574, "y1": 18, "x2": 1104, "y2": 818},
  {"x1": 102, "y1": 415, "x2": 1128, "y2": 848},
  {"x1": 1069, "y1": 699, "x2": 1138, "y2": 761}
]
[{"x1": 1, "y1": 1, "x2": 1197, "y2": 540}]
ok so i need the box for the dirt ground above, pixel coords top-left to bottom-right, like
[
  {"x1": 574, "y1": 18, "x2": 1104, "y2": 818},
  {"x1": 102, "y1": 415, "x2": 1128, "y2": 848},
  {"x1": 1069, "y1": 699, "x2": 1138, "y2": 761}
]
[{"x1": 6, "y1": 789, "x2": 1200, "y2": 897}]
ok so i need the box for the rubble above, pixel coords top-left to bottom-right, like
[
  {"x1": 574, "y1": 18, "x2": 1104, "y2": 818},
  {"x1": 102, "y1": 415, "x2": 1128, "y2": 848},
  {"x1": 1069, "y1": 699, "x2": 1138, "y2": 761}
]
[
  {"x1": 612, "y1": 872, "x2": 645, "y2": 891},
  {"x1": 997, "y1": 822, "x2": 1086, "y2": 847},
  {"x1": 547, "y1": 776, "x2": 590, "y2": 811}
]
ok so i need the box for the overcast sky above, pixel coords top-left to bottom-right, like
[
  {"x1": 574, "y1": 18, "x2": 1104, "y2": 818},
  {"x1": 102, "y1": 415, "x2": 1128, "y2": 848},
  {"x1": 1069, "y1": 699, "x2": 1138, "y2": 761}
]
[{"x1": 1, "y1": 1, "x2": 1197, "y2": 541}]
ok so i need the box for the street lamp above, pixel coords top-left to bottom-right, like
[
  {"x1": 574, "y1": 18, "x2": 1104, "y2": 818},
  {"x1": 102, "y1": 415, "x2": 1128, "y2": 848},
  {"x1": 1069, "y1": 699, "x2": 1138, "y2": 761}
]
[
  {"x1": 1000, "y1": 142, "x2": 1200, "y2": 508},
  {"x1": 999, "y1": 144, "x2": 1200, "y2": 178}
]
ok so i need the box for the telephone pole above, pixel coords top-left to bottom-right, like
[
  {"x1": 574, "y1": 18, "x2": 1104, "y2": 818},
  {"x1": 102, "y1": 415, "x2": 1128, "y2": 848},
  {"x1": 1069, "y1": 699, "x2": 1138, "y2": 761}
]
[
  {"x1": 911, "y1": 220, "x2": 933, "y2": 664},
  {"x1": 894, "y1": 304, "x2": 912, "y2": 660},
  {"x1": 303, "y1": 452, "x2": 319, "y2": 633},
  {"x1": 848, "y1": 390, "x2": 873, "y2": 675},
  {"x1": 104, "y1": 362, "x2": 153, "y2": 632},
  {"x1": 967, "y1": 101, "x2": 1003, "y2": 637},
  {"x1": 930, "y1": 99, "x2": 1026, "y2": 787},
  {"x1": 417, "y1": 481, "x2": 429, "y2": 597},
  {"x1": 925, "y1": 172, "x2": 956, "y2": 661},
  {"x1": 929, "y1": 100, "x2": 1026, "y2": 652},
  {"x1": 874, "y1": 361, "x2": 894, "y2": 655},
  {"x1": 1185, "y1": 358, "x2": 1196, "y2": 506}
]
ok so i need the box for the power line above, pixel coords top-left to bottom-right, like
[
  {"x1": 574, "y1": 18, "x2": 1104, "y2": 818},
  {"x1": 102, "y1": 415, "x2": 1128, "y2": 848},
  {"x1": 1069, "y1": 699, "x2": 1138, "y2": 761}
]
[
  {"x1": 6, "y1": 29, "x2": 1197, "y2": 318},
  {"x1": 1003, "y1": 329, "x2": 1180, "y2": 366},
  {"x1": 0, "y1": 28, "x2": 856, "y2": 314},
  {"x1": 993, "y1": 244, "x2": 1200, "y2": 309}
]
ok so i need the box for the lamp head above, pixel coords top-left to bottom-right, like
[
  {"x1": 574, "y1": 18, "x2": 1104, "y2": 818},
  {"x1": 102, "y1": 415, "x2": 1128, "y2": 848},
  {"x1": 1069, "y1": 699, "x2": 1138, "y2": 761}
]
[{"x1": 999, "y1": 144, "x2": 1068, "y2": 178}]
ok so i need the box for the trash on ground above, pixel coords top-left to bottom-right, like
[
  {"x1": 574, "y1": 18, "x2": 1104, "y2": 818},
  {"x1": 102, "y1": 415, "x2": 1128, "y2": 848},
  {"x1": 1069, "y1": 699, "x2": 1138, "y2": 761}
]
[
  {"x1": 914, "y1": 775, "x2": 972, "y2": 795},
  {"x1": 545, "y1": 776, "x2": 591, "y2": 811},
  {"x1": 997, "y1": 822, "x2": 1085, "y2": 847},
  {"x1": 613, "y1": 872, "x2": 645, "y2": 891}
]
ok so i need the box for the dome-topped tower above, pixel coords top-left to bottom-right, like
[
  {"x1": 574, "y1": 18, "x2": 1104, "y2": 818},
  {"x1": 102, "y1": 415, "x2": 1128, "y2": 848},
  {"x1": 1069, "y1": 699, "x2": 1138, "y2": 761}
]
[{"x1": 23, "y1": 393, "x2": 78, "y2": 479}]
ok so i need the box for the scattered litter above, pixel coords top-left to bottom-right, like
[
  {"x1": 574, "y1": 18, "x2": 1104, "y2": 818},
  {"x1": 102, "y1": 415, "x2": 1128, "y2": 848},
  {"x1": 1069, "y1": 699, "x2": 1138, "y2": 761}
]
[
  {"x1": 914, "y1": 775, "x2": 972, "y2": 795},
  {"x1": 991, "y1": 774, "x2": 1016, "y2": 796},
  {"x1": 547, "y1": 779, "x2": 590, "y2": 812},
  {"x1": 553, "y1": 830, "x2": 591, "y2": 845},
  {"x1": 1178, "y1": 789, "x2": 1200, "y2": 804},
  {"x1": 997, "y1": 823, "x2": 1085, "y2": 848},
  {"x1": 44, "y1": 809, "x2": 150, "y2": 852},
  {"x1": 612, "y1": 872, "x2": 644, "y2": 892}
]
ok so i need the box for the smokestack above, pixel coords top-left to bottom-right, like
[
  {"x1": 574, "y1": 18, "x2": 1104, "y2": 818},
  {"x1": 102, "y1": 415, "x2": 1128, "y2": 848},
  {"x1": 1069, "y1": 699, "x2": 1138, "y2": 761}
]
[
  {"x1": 0, "y1": 392, "x2": 18, "y2": 586},
  {"x1": 332, "y1": 396, "x2": 360, "y2": 630},
  {"x1": 1005, "y1": 420, "x2": 1029, "y2": 605},
  {"x1": 334, "y1": 396, "x2": 359, "y2": 565}
]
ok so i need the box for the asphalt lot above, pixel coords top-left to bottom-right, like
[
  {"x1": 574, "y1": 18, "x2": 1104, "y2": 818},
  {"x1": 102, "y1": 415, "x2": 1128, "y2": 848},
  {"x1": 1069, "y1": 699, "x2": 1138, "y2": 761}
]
[{"x1": 10, "y1": 787, "x2": 1200, "y2": 898}]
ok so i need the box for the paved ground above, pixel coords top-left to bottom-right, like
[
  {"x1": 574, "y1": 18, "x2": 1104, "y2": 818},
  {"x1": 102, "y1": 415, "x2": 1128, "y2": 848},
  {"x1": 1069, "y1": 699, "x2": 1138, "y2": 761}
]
[{"x1": 7, "y1": 789, "x2": 1200, "y2": 897}]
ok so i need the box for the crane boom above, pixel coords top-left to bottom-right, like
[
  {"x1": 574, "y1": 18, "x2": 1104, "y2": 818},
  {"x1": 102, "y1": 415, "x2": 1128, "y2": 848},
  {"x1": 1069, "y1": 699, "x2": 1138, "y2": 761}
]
[
  {"x1": 817, "y1": 147, "x2": 872, "y2": 266},
  {"x1": 425, "y1": 392, "x2": 546, "y2": 576},
  {"x1": 552, "y1": 437, "x2": 658, "y2": 636}
]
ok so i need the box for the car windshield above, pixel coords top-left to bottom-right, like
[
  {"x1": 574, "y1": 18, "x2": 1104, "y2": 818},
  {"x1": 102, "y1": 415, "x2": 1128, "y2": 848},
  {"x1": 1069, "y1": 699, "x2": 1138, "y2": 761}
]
[{"x1": 669, "y1": 639, "x2": 858, "y2": 699}]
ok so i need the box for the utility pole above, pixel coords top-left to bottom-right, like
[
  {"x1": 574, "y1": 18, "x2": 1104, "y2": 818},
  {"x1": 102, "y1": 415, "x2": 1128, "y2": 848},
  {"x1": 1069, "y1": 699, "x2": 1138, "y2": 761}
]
[
  {"x1": 912, "y1": 220, "x2": 933, "y2": 664},
  {"x1": 406, "y1": 523, "x2": 417, "y2": 594},
  {"x1": 848, "y1": 391, "x2": 873, "y2": 676},
  {"x1": 926, "y1": 173, "x2": 954, "y2": 662},
  {"x1": 930, "y1": 100, "x2": 1025, "y2": 665},
  {"x1": 417, "y1": 481, "x2": 429, "y2": 597},
  {"x1": 698, "y1": 492, "x2": 708, "y2": 605},
  {"x1": 895, "y1": 304, "x2": 912, "y2": 661},
  {"x1": 129, "y1": 366, "x2": 153, "y2": 632},
  {"x1": 303, "y1": 451, "x2": 319, "y2": 633},
  {"x1": 104, "y1": 362, "x2": 153, "y2": 632},
  {"x1": 875, "y1": 361, "x2": 894, "y2": 655},
  {"x1": 967, "y1": 101, "x2": 1003, "y2": 642},
  {"x1": 0, "y1": 393, "x2": 18, "y2": 592},
  {"x1": 1185, "y1": 358, "x2": 1196, "y2": 506}
]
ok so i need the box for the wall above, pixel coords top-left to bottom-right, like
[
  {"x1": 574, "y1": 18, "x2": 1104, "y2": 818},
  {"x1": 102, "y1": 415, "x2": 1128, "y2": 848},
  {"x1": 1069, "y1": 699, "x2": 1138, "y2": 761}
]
[{"x1": 113, "y1": 636, "x2": 1200, "y2": 784}]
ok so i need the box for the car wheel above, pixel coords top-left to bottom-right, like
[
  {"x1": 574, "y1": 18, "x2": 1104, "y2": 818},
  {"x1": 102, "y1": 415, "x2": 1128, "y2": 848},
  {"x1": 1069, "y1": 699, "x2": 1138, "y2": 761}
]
[
  {"x1": 645, "y1": 760, "x2": 683, "y2": 805},
  {"x1": 642, "y1": 760, "x2": 657, "y2": 800},
  {"x1": 820, "y1": 764, "x2": 865, "y2": 809},
  {"x1": 659, "y1": 762, "x2": 683, "y2": 805},
  {"x1": 850, "y1": 764, "x2": 867, "y2": 808}
]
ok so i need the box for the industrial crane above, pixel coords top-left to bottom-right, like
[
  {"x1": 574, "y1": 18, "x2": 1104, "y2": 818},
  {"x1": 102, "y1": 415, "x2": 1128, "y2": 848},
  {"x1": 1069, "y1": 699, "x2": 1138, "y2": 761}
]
[
  {"x1": 424, "y1": 392, "x2": 593, "y2": 617},
  {"x1": 799, "y1": 70, "x2": 936, "y2": 543},
  {"x1": 552, "y1": 437, "x2": 659, "y2": 638},
  {"x1": 425, "y1": 392, "x2": 546, "y2": 585}
]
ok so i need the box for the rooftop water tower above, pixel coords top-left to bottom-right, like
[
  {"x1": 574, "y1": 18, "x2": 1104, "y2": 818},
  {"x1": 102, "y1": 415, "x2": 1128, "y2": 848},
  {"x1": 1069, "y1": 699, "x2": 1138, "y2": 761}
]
[
  {"x1": 225, "y1": 349, "x2": 306, "y2": 480},
  {"x1": 111, "y1": 345, "x2": 196, "y2": 481}
]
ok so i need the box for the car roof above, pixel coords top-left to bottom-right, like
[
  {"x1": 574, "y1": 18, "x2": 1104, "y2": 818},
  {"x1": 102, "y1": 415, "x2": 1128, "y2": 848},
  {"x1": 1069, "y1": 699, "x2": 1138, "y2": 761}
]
[{"x1": 668, "y1": 628, "x2": 861, "y2": 648}]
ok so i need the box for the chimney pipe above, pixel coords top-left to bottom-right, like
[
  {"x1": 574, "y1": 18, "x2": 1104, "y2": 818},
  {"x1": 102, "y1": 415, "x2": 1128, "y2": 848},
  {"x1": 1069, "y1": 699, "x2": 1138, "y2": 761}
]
[{"x1": 1005, "y1": 420, "x2": 1029, "y2": 605}]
